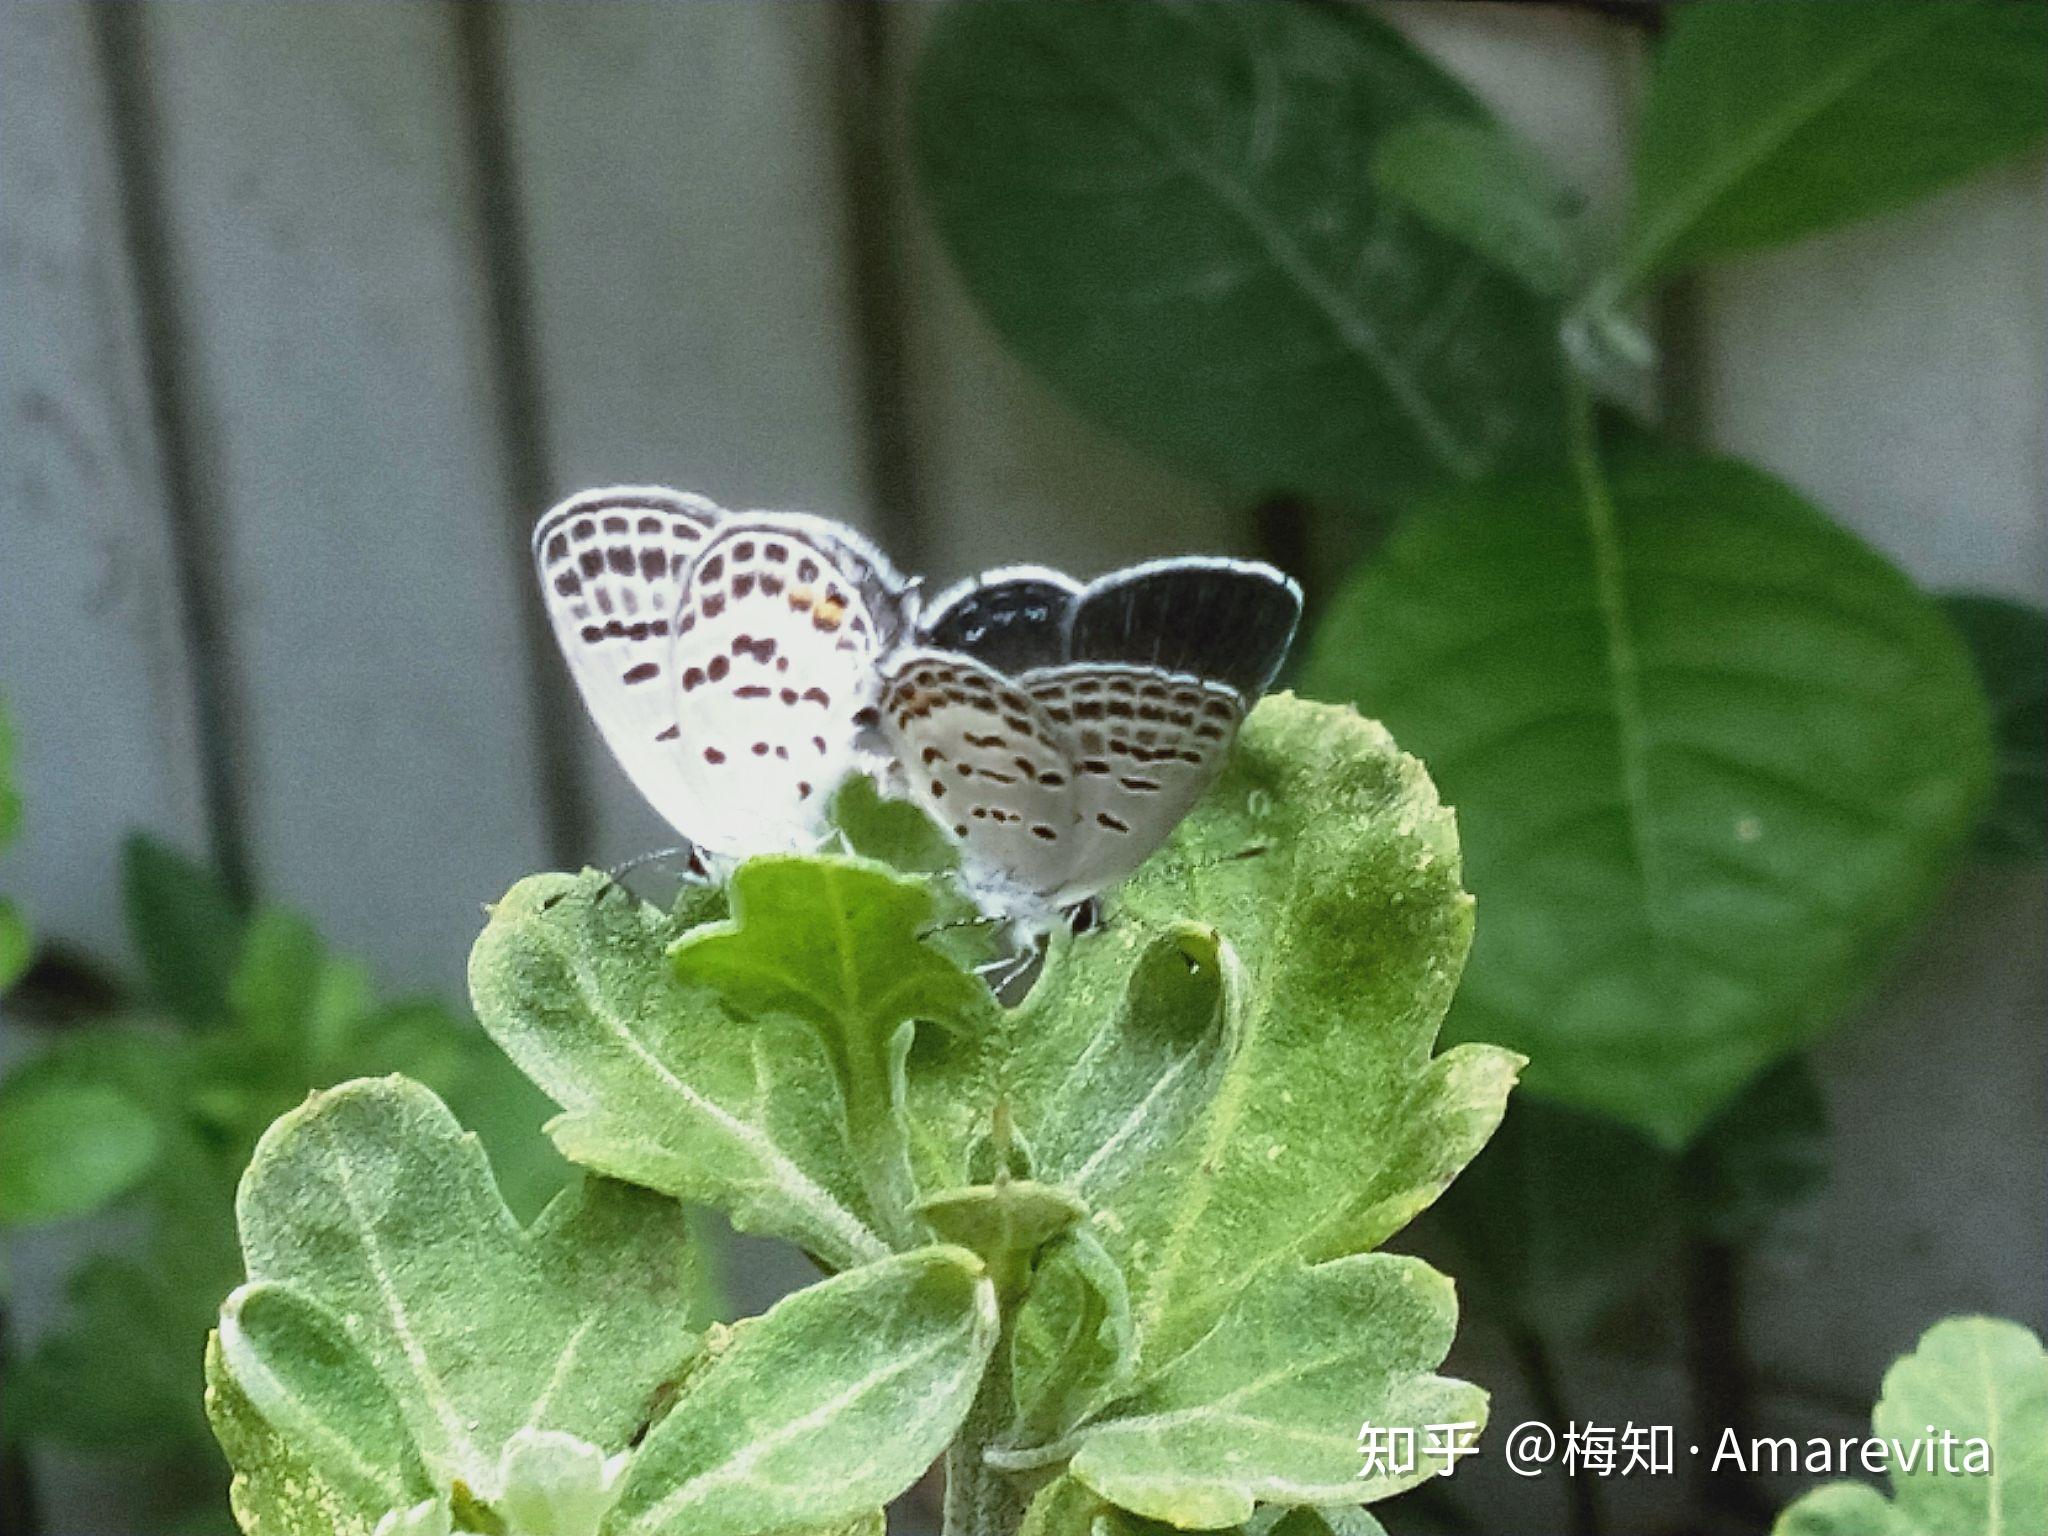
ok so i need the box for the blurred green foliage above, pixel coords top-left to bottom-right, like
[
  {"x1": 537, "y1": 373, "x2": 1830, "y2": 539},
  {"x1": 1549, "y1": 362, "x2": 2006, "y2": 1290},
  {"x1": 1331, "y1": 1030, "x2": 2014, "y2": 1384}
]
[
  {"x1": 0, "y1": 700, "x2": 28, "y2": 993},
  {"x1": 0, "y1": 835, "x2": 565, "y2": 1530}
]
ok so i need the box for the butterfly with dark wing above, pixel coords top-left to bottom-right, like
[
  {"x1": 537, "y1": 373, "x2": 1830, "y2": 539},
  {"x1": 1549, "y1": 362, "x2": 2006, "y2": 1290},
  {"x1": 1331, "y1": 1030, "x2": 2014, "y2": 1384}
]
[
  {"x1": 533, "y1": 486, "x2": 917, "y2": 865},
  {"x1": 876, "y1": 557, "x2": 1301, "y2": 932}
]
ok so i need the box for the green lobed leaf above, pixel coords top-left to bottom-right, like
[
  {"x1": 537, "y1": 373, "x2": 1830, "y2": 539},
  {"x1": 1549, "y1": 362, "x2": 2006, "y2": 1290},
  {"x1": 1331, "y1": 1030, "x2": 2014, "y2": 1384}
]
[
  {"x1": 124, "y1": 831, "x2": 247, "y2": 1028},
  {"x1": 1007, "y1": 1228, "x2": 1138, "y2": 1453},
  {"x1": 1302, "y1": 442, "x2": 1992, "y2": 1145},
  {"x1": 1005, "y1": 694, "x2": 1518, "y2": 1369},
  {"x1": 1059, "y1": 1255, "x2": 1483, "y2": 1527},
  {"x1": 229, "y1": 1076, "x2": 702, "y2": 1498},
  {"x1": 1772, "y1": 1317, "x2": 2048, "y2": 1536},
  {"x1": 915, "y1": 1178, "x2": 1087, "y2": 1301},
  {"x1": 1618, "y1": 0, "x2": 2048, "y2": 287},
  {"x1": 0, "y1": 1075, "x2": 160, "y2": 1225},
  {"x1": 469, "y1": 872, "x2": 889, "y2": 1271},
  {"x1": 609, "y1": 1246, "x2": 999, "y2": 1536},
  {"x1": 830, "y1": 773, "x2": 960, "y2": 876},
  {"x1": 216, "y1": 1283, "x2": 429, "y2": 1516},
  {"x1": 913, "y1": 0, "x2": 1567, "y2": 503},
  {"x1": 671, "y1": 855, "x2": 988, "y2": 1241},
  {"x1": 207, "y1": 1332, "x2": 385, "y2": 1536},
  {"x1": 1943, "y1": 595, "x2": 2047, "y2": 862},
  {"x1": 1369, "y1": 116, "x2": 1583, "y2": 298}
]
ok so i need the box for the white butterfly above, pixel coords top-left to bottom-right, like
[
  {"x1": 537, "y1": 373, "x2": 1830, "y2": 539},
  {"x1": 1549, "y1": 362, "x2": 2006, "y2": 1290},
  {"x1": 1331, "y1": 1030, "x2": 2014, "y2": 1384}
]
[
  {"x1": 533, "y1": 487, "x2": 915, "y2": 863},
  {"x1": 875, "y1": 558, "x2": 1301, "y2": 931}
]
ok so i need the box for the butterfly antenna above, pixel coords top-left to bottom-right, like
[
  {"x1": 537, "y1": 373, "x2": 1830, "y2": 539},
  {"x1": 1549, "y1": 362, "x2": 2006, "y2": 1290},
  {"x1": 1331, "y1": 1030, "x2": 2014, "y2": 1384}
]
[
  {"x1": 922, "y1": 912, "x2": 1005, "y2": 939},
  {"x1": 595, "y1": 843, "x2": 707, "y2": 904}
]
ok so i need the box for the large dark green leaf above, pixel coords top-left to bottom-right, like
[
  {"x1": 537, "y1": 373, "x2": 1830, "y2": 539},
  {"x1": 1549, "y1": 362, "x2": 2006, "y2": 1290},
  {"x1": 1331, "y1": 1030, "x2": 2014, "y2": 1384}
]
[
  {"x1": 1618, "y1": 0, "x2": 2048, "y2": 287},
  {"x1": 1943, "y1": 595, "x2": 2047, "y2": 862},
  {"x1": 1427, "y1": 1097, "x2": 1676, "y2": 1344},
  {"x1": 1302, "y1": 443, "x2": 1990, "y2": 1145},
  {"x1": 913, "y1": 0, "x2": 1567, "y2": 503}
]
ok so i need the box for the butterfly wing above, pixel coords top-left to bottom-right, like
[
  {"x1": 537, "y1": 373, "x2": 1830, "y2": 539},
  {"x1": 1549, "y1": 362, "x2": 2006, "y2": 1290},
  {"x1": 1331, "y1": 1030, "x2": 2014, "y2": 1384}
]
[
  {"x1": 1021, "y1": 662, "x2": 1246, "y2": 906},
  {"x1": 1070, "y1": 557, "x2": 1301, "y2": 696},
  {"x1": 917, "y1": 565, "x2": 1081, "y2": 674},
  {"x1": 876, "y1": 647, "x2": 1084, "y2": 916},
  {"x1": 668, "y1": 515, "x2": 912, "y2": 857},
  {"x1": 534, "y1": 486, "x2": 724, "y2": 839}
]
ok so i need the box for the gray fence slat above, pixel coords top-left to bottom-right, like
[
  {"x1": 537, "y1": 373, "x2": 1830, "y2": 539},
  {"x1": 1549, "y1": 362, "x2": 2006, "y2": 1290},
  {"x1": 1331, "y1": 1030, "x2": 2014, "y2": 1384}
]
[
  {"x1": 1, "y1": 12, "x2": 215, "y2": 1529},
  {"x1": 1697, "y1": 164, "x2": 2048, "y2": 599},
  {"x1": 135, "y1": 1, "x2": 552, "y2": 995},
  {"x1": 499, "y1": 2, "x2": 881, "y2": 865},
  {"x1": 0, "y1": 2, "x2": 207, "y2": 966}
]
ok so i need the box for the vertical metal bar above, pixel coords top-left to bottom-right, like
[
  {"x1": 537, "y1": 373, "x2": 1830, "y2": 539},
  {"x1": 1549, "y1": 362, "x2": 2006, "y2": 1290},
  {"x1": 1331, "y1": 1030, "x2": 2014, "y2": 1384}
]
[{"x1": 87, "y1": 0, "x2": 253, "y2": 905}]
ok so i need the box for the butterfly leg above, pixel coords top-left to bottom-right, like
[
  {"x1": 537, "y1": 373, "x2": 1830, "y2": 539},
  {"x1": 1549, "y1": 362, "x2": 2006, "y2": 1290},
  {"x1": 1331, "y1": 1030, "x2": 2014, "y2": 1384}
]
[{"x1": 973, "y1": 944, "x2": 1042, "y2": 999}]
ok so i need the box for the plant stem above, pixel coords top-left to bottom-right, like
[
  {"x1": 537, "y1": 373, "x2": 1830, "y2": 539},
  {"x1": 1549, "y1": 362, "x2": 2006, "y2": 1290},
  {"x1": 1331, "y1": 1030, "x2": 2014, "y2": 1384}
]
[
  {"x1": 943, "y1": 1315, "x2": 1030, "y2": 1536},
  {"x1": 1508, "y1": 1325, "x2": 1601, "y2": 1536},
  {"x1": 1680, "y1": 1226, "x2": 1769, "y2": 1530}
]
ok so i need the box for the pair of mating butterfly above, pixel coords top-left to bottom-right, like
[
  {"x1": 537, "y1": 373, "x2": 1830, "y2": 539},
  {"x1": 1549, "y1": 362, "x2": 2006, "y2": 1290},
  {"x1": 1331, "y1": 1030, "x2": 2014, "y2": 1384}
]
[{"x1": 536, "y1": 486, "x2": 1300, "y2": 934}]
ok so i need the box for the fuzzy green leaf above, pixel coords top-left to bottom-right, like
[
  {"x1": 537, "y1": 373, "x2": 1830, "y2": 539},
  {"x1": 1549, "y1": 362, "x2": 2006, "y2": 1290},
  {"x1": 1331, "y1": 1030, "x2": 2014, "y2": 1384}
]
[
  {"x1": 207, "y1": 1332, "x2": 386, "y2": 1536},
  {"x1": 1773, "y1": 1317, "x2": 2047, "y2": 1536},
  {"x1": 228, "y1": 1077, "x2": 701, "y2": 1499},
  {"x1": 913, "y1": 0, "x2": 1566, "y2": 503},
  {"x1": 915, "y1": 1179, "x2": 1087, "y2": 1301},
  {"x1": 1944, "y1": 595, "x2": 2047, "y2": 862},
  {"x1": 1007, "y1": 1229, "x2": 1138, "y2": 1452},
  {"x1": 1620, "y1": 1, "x2": 2048, "y2": 287},
  {"x1": 1302, "y1": 445, "x2": 1991, "y2": 1144},
  {"x1": 1007, "y1": 694, "x2": 1518, "y2": 1367},
  {"x1": 609, "y1": 1246, "x2": 999, "y2": 1536},
  {"x1": 672, "y1": 856, "x2": 988, "y2": 1240},
  {"x1": 1775, "y1": 1482, "x2": 1917, "y2": 1536},
  {"x1": 469, "y1": 873, "x2": 888, "y2": 1271},
  {"x1": 1060, "y1": 1255, "x2": 1482, "y2": 1527},
  {"x1": 216, "y1": 1283, "x2": 429, "y2": 1514},
  {"x1": 0, "y1": 1075, "x2": 160, "y2": 1224}
]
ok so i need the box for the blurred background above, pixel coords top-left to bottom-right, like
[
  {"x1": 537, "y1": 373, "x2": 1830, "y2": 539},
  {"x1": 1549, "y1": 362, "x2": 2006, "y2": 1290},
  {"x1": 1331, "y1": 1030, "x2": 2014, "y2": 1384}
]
[{"x1": 0, "y1": 3, "x2": 2041, "y2": 1534}]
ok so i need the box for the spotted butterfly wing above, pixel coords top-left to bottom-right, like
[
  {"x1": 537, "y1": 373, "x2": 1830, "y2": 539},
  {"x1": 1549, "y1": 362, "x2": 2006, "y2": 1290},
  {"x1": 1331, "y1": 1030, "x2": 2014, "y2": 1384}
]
[
  {"x1": 888, "y1": 555, "x2": 1300, "y2": 926},
  {"x1": 876, "y1": 648, "x2": 1083, "y2": 918},
  {"x1": 667, "y1": 515, "x2": 911, "y2": 855},
  {"x1": 534, "y1": 486, "x2": 723, "y2": 838},
  {"x1": 917, "y1": 565, "x2": 1079, "y2": 674},
  {"x1": 535, "y1": 488, "x2": 912, "y2": 860},
  {"x1": 1018, "y1": 662, "x2": 1247, "y2": 904},
  {"x1": 1067, "y1": 557, "x2": 1301, "y2": 695}
]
